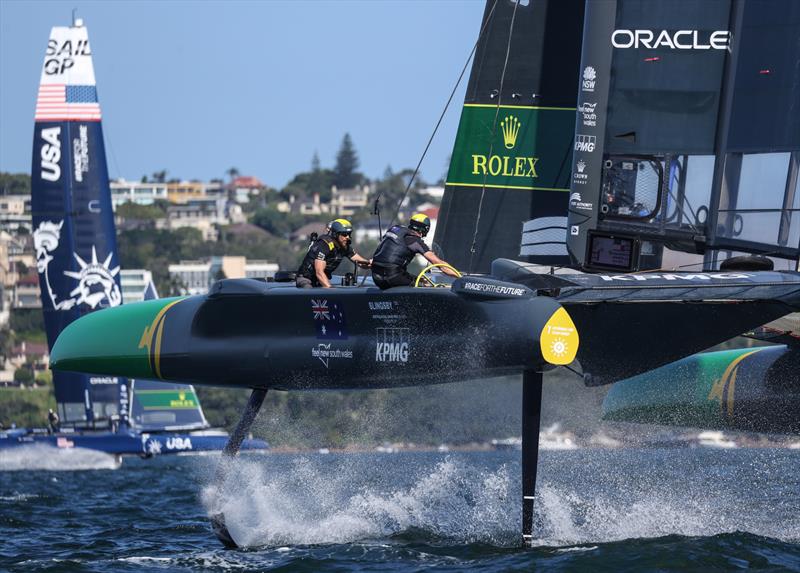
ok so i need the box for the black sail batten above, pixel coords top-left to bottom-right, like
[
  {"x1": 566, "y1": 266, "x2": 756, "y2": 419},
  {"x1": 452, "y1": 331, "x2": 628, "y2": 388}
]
[{"x1": 435, "y1": 0, "x2": 585, "y2": 273}]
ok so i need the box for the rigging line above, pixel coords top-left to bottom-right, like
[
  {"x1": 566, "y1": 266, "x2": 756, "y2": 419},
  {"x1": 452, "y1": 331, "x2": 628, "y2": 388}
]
[
  {"x1": 103, "y1": 117, "x2": 124, "y2": 181},
  {"x1": 662, "y1": 158, "x2": 702, "y2": 235},
  {"x1": 386, "y1": 0, "x2": 500, "y2": 231},
  {"x1": 468, "y1": 0, "x2": 521, "y2": 275}
]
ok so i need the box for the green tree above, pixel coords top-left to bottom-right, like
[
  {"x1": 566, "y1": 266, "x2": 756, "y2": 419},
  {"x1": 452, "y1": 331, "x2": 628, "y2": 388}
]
[
  {"x1": 283, "y1": 167, "x2": 336, "y2": 203},
  {"x1": 14, "y1": 367, "x2": 34, "y2": 385},
  {"x1": 308, "y1": 151, "x2": 327, "y2": 196},
  {"x1": 151, "y1": 170, "x2": 168, "y2": 183},
  {"x1": 116, "y1": 201, "x2": 168, "y2": 220},
  {"x1": 227, "y1": 167, "x2": 240, "y2": 182},
  {"x1": 334, "y1": 133, "x2": 361, "y2": 188},
  {"x1": 0, "y1": 172, "x2": 31, "y2": 194},
  {"x1": 9, "y1": 309, "x2": 45, "y2": 340}
]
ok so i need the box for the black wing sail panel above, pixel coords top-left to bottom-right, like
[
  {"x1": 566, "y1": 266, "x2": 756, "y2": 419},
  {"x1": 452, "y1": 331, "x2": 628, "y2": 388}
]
[
  {"x1": 435, "y1": 0, "x2": 585, "y2": 272},
  {"x1": 30, "y1": 22, "x2": 127, "y2": 426},
  {"x1": 566, "y1": 0, "x2": 800, "y2": 268}
]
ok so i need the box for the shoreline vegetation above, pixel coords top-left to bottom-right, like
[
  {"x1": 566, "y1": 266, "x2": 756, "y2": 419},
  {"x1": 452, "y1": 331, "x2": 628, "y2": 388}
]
[{"x1": 3, "y1": 375, "x2": 799, "y2": 450}]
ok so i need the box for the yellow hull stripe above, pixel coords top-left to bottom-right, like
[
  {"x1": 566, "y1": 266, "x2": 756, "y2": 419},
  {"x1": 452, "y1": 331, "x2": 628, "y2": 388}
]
[
  {"x1": 713, "y1": 349, "x2": 762, "y2": 418},
  {"x1": 153, "y1": 299, "x2": 184, "y2": 379}
]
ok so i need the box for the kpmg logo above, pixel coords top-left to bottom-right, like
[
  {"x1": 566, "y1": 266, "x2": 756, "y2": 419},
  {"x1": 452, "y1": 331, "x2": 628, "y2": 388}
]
[
  {"x1": 500, "y1": 115, "x2": 521, "y2": 149},
  {"x1": 574, "y1": 134, "x2": 596, "y2": 153},
  {"x1": 611, "y1": 29, "x2": 730, "y2": 50},
  {"x1": 375, "y1": 327, "x2": 410, "y2": 364}
]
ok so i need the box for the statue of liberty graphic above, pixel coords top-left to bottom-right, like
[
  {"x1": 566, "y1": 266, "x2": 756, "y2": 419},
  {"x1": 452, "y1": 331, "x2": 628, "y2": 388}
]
[{"x1": 33, "y1": 219, "x2": 122, "y2": 311}]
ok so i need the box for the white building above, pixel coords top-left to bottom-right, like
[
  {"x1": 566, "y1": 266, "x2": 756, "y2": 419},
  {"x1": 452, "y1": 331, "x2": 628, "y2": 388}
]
[
  {"x1": 330, "y1": 185, "x2": 370, "y2": 217},
  {"x1": 420, "y1": 186, "x2": 445, "y2": 200},
  {"x1": 245, "y1": 260, "x2": 280, "y2": 280},
  {"x1": 12, "y1": 272, "x2": 41, "y2": 309},
  {"x1": 168, "y1": 261, "x2": 212, "y2": 296},
  {"x1": 110, "y1": 180, "x2": 169, "y2": 208},
  {"x1": 230, "y1": 176, "x2": 267, "y2": 204},
  {"x1": 164, "y1": 198, "x2": 229, "y2": 241},
  {"x1": 120, "y1": 269, "x2": 158, "y2": 304},
  {"x1": 0, "y1": 195, "x2": 32, "y2": 233},
  {"x1": 169, "y1": 257, "x2": 279, "y2": 295}
]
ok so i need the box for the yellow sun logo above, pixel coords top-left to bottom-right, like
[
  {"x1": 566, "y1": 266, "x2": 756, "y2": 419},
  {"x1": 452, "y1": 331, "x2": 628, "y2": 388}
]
[{"x1": 550, "y1": 338, "x2": 568, "y2": 358}]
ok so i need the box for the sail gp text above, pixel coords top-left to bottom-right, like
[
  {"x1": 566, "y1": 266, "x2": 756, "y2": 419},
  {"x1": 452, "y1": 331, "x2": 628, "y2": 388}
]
[{"x1": 375, "y1": 328, "x2": 410, "y2": 363}]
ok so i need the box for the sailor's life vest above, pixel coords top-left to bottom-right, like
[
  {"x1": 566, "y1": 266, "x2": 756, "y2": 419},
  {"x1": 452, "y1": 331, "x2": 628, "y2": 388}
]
[
  {"x1": 297, "y1": 234, "x2": 353, "y2": 279},
  {"x1": 372, "y1": 225, "x2": 422, "y2": 270}
]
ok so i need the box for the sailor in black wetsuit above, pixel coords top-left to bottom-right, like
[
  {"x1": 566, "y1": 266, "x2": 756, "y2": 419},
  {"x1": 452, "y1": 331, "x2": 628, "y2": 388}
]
[
  {"x1": 296, "y1": 219, "x2": 371, "y2": 288},
  {"x1": 47, "y1": 408, "x2": 60, "y2": 434},
  {"x1": 371, "y1": 213, "x2": 458, "y2": 289}
]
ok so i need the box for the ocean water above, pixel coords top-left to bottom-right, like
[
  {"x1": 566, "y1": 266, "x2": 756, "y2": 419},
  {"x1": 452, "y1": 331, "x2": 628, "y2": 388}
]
[{"x1": 1, "y1": 447, "x2": 798, "y2": 572}]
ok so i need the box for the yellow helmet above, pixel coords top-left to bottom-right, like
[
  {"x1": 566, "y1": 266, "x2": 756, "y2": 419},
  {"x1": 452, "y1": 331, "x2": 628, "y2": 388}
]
[
  {"x1": 330, "y1": 219, "x2": 353, "y2": 236},
  {"x1": 409, "y1": 213, "x2": 431, "y2": 236}
]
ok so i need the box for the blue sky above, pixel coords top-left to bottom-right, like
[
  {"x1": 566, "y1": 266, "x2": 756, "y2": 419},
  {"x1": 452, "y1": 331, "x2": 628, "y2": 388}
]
[{"x1": 0, "y1": 0, "x2": 485, "y2": 188}]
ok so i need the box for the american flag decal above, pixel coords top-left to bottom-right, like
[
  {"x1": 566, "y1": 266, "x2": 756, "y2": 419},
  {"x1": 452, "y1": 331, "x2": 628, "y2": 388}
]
[{"x1": 35, "y1": 84, "x2": 102, "y2": 121}]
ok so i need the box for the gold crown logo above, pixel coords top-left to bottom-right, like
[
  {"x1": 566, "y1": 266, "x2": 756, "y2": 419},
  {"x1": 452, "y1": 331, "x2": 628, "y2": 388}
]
[{"x1": 500, "y1": 115, "x2": 521, "y2": 149}]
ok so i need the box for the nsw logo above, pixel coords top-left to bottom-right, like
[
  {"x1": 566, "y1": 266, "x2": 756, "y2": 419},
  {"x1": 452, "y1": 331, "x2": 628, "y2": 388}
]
[
  {"x1": 582, "y1": 66, "x2": 596, "y2": 92},
  {"x1": 578, "y1": 102, "x2": 597, "y2": 127}
]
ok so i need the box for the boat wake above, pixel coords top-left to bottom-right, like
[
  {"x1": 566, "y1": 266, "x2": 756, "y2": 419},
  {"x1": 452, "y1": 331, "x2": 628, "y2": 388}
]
[
  {"x1": 203, "y1": 452, "x2": 800, "y2": 548},
  {"x1": 534, "y1": 483, "x2": 798, "y2": 547},
  {"x1": 0, "y1": 445, "x2": 121, "y2": 471},
  {"x1": 204, "y1": 455, "x2": 517, "y2": 548}
]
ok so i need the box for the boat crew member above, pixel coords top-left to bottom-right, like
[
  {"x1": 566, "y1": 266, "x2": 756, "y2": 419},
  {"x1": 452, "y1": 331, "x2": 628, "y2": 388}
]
[
  {"x1": 47, "y1": 408, "x2": 60, "y2": 434},
  {"x1": 371, "y1": 213, "x2": 458, "y2": 289},
  {"x1": 296, "y1": 219, "x2": 371, "y2": 288}
]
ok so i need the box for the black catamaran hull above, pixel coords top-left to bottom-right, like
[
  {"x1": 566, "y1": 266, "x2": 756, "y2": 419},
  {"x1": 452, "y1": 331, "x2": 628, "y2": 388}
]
[
  {"x1": 50, "y1": 268, "x2": 800, "y2": 392},
  {"x1": 49, "y1": 266, "x2": 800, "y2": 547}
]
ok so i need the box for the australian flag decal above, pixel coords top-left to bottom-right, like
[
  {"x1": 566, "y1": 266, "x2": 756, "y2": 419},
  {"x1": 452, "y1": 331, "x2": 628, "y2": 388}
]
[{"x1": 311, "y1": 299, "x2": 348, "y2": 339}]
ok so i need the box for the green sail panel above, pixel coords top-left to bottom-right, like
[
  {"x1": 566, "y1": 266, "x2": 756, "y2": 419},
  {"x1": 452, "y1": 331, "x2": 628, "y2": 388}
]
[
  {"x1": 446, "y1": 104, "x2": 575, "y2": 192},
  {"x1": 135, "y1": 389, "x2": 200, "y2": 410},
  {"x1": 433, "y1": 0, "x2": 585, "y2": 273}
]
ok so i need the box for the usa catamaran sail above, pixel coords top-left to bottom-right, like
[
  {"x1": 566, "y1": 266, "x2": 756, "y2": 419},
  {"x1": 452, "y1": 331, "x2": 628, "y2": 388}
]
[{"x1": 1, "y1": 18, "x2": 267, "y2": 461}]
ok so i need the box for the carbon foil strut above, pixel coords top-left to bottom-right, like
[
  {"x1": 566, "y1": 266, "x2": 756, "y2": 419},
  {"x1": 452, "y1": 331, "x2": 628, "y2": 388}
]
[
  {"x1": 522, "y1": 370, "x2": 543, "y2": 547},
  {"x1": 211, "y1": 388, "x2": 268, "y2": 548}
]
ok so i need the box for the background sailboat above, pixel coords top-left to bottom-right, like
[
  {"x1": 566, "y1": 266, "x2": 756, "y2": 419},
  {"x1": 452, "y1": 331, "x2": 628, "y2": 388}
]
[{"x1": 1, "y1": 17, "x2": 267, "y2": 461}]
